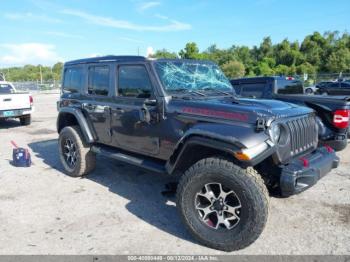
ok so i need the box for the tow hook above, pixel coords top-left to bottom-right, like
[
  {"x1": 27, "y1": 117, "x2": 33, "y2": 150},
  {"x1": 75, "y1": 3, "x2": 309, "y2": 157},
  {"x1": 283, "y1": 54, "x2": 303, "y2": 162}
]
[{"x1": 256, "y1": 118, "x2": 266, "y2": 131}]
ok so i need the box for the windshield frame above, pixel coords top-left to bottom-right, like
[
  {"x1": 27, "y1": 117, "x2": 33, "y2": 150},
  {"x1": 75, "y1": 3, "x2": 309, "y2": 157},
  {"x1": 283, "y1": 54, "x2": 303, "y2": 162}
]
[{"x1": 152, "y1": 59, "x2": 235, "y2": 97}]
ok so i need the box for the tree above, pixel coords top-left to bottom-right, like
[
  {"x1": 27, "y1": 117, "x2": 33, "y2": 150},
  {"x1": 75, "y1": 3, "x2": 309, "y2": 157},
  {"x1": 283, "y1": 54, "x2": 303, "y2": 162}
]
[
  {"x1": 254, "y1": 61, "x2": 274, "y2": 76},
  {"x1": 296, "y1": 62, "x2": 316, "y2": 75},
  {"x1": 326, "y1": 48, "x2": 350, "y2": 73},
  {"x1": 221, "y1": 61, "x2": 245, "y2": 78},
  {"x1": 258, "y1": 37, "x2": 273, "y2": 59},
  {"x1": 275, "y1": 64, "x2": 290, "y2": 75},
  {"x1": 150, "y1": 49, "x2": 178, "y2": 59},
  {"x1": 179, "y1": 42, "x2": 200, "y2": 59}
]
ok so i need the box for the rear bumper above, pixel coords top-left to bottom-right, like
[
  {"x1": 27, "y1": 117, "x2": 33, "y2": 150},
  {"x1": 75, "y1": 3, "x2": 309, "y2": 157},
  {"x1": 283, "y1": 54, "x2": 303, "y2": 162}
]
[
  {"x1": 280, "y1": 147, "x2": 339, "y2": 197},
  {"x1": 0, "y1": 107, "x2": 34, "y2": 118}
]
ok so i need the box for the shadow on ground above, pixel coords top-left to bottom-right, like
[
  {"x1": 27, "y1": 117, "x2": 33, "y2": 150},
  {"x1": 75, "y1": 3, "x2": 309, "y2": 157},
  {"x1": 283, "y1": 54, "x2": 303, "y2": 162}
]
[
  {"x1": 28, "y1": 139, "x2": 195, "y2": 245},
  {"x1": 0, "y1": 119, "x2": 22, "y2": 129}
]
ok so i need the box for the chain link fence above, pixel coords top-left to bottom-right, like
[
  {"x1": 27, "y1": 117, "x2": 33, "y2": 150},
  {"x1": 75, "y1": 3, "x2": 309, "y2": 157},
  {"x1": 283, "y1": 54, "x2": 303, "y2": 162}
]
[
  {"x1": 296, "y1": 73, "x2": 350, "y2": 87},
  {"x1": 11, "y1": 80, "x2": 61, "y2": 92}
]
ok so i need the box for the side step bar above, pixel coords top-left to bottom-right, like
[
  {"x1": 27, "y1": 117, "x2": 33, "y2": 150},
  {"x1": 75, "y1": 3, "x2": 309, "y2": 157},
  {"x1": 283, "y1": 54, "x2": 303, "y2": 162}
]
[{"x1": 91, "y1": 145, "x2": 167, "y2": 174}]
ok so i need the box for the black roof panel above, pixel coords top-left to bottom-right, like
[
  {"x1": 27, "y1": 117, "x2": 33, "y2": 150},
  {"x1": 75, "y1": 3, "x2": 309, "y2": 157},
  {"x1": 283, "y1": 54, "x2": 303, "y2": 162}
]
[{"x1": 65, "y1": 55, "x2": 147, "y2": 65}]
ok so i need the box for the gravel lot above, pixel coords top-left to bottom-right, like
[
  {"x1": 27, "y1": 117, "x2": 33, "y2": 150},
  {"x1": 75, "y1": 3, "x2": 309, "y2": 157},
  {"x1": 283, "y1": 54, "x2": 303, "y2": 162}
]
[{"x1": 0, "y1": 93, "x2": 349, "y2": 255}]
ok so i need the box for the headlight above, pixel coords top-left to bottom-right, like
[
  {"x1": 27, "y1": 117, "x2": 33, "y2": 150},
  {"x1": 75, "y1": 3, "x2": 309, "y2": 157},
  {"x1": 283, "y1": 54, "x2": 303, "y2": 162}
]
[{"x1": 270, "y1": 123, "x2": 281, "y2": 144}]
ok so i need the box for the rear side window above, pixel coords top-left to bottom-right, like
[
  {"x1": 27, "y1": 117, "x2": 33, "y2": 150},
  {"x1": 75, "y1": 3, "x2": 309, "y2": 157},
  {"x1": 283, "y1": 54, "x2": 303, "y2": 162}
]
[
  {"x1": 63, "y1": 67, "x2": 83, "y2": 93},
  {"x1": 118, "y1": 65, "x2": 152, "y2": 98},
  {"x1": 236, "y1": 82, "x2": 266, "y2": 98},
  {"x1": 276, "y1": 79, "x2": 303, "y2": 94},
  {"x1": 88, "y1": 66, "x2": 110, "y2": 96},
  {"x1": 0, "y1": 84, "x2": 15, "y2": 94},
  {"x1": 330, "y1": 83, "x2": 340, "y2": 88}
]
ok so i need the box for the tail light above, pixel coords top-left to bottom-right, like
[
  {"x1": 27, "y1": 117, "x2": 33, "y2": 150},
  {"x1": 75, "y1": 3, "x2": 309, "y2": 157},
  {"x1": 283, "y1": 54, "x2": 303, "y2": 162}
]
[
  {"x1": 29, "y1": 95, "x2": 33, "y2": 107},
  {"x1": 333, "y1": 109, "x2": 350, "y2": 129}
]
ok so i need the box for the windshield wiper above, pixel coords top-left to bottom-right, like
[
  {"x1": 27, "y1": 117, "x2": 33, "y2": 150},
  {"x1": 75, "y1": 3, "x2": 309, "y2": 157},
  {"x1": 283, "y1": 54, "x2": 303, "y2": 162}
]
[
  {"x1": 199, "y1": 87, "x2": 233, "y2": 96},
  {"x1": 170, "y1": 88, "x2": 206, "y2": 96}
]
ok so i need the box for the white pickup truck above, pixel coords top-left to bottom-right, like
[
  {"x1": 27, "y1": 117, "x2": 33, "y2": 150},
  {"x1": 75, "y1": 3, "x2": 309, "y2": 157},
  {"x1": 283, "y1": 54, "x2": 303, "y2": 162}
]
[{"x1": 0, "y1": 81, "x2": 34, "y2": 126}]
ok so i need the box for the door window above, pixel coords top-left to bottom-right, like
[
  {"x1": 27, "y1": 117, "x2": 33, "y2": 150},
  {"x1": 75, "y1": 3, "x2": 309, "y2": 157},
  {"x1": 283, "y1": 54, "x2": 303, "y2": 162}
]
[
  {"x1": 235, "y1": 82, "x2": 266, "y2": 98},
  {"x1": 118, "y1": 65, "x2": 152, "y2": 98},
  {"x1": 276, "y1": 79, "x2": 303, "y2": 94},
  {"x1": 88, "y1": 66, "x2": 110, "y2": 96},
  {"x1": 63, "y1": 67, "x2": 83, "y2": 93}
]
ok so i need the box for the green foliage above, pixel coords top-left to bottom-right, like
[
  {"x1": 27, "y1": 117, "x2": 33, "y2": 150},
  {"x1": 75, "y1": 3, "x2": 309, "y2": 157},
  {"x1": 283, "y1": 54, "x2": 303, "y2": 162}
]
[
  {"x1": 1, "y1": 31, "x2": 350, "y2": 82},
  {"x1": 150, "y1": 49, "x2": 178, "y2": 59},
  {"x1": 173, "y1": 31, "x2": 350, "y2": 77},
  {"x1": 179, "y1": 42, "x2": 200, "y2": 59},
  {"x1": 0, "y1": 62, "x2": 63, "y2": 82},
  {"x1": 221, "y1": 60, "x2": 245, "y2": 78}
]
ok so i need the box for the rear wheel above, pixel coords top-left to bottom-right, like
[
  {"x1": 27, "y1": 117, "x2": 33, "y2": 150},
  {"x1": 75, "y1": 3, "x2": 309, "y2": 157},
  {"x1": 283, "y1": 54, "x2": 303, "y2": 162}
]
[
  {"x1": 20, "y1": 115, "x2": 31, "y2": 126},
  {"x1": 177, "y1": 157, "x2": 269, "y2": 251},
  {"x1": 58, "y1": 126, "x2": 96, "y2": 177}
]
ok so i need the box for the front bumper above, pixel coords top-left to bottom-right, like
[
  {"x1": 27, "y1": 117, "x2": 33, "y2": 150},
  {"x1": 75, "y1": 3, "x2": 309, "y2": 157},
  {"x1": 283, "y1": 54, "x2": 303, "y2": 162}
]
[{"x1": 280, "y1": 147, "x2": 339, "y2": 197}]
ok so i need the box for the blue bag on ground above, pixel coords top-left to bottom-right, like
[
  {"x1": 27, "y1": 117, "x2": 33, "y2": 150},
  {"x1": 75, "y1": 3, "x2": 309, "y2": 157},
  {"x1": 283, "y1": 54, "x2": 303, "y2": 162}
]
[{"x1": 11, "y1": 141, "x2": 32, "y2": 167}]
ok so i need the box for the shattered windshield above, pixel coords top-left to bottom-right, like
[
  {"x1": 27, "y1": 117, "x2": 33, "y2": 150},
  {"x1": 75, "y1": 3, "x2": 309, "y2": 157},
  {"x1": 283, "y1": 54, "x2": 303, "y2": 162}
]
[{"x1": 154, "y1": 61, "x2": 233, "y2": 94}]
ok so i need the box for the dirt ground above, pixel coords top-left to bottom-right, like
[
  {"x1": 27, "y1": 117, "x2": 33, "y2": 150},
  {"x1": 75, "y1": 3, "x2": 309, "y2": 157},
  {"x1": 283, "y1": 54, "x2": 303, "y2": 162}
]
[{"x1": 0, "y1": 93, "x2": 349, "y2": 255}]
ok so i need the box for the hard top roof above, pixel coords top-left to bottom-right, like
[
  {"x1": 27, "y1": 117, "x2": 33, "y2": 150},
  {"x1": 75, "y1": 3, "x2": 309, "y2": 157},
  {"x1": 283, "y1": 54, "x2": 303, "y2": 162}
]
[
  {"x1": 65, "y1": 55, "x2": 147, "y2": 65},
  {"x1": 64, "y1": 56, "x2": 216, "y2": 66}
]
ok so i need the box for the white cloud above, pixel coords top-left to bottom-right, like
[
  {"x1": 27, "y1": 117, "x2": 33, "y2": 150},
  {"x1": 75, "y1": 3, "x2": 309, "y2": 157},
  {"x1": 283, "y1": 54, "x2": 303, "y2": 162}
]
[
  {"x1": 119, "y1": 37, "x2": 145, "y2": 43},
  {"x1": 44, "y1": 31, "x2": 84, "y2": 39},
  {"x1": 4, "y1": 12, "x2": 62, "y2": 23},
  {"x1": 154, "y1": 14, "x2": 168, "y2": 20},
  {"x1": 139, "y1": 1, "x2": 161, "y2": 11},
  {"x1": 0, "y1": 43, "x2": 62, "y2": 66},
  {"x1": 61, "y1": 9, "x2": 191, "y2": 32}
]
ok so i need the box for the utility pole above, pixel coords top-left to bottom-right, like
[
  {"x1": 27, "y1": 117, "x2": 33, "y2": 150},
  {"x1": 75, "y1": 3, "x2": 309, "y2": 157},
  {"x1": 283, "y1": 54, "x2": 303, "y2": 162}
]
[{"x1": 39, "y1": 65, "x2": 43, "y2": 84}]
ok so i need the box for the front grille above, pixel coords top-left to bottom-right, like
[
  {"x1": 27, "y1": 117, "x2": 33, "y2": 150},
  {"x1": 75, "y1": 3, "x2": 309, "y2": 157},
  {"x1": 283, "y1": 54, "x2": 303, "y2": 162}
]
[{"x1": 286, "y1": 115, "x2": 318, "y2": 156}]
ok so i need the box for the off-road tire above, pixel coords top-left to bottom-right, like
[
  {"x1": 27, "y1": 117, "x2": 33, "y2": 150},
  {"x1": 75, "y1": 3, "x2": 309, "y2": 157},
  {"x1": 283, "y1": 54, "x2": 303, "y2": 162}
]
[
  {"x1": 176, "y1": 157, "x2": 269, "y2": 252},
  {"x1": 20, "y1": 115, "x2": 31, "y2": 126},
  {"x1": 58, "y1": 125, "x2": 96, "y2": 177}
]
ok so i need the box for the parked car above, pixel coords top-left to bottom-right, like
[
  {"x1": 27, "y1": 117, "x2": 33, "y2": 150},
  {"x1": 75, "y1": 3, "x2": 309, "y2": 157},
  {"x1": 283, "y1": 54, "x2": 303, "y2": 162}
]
[
  {"x1": 316, "y1": 81, "x2": 350, "y2": 95},
  {"x1": 0, "y1": 81, "x2": 34, "y2": 125},
  {"x1": 57, "y1": 56, "x2": 339, "y2": 251},
  {"x1": 230, "y1": 76, "x2": 350, "y2": 151}
]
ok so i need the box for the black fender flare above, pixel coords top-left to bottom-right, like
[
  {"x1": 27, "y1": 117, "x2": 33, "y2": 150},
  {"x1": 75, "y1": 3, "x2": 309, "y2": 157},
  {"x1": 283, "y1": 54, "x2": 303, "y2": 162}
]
[
  {"x1": 166, "y1": 128, "x2": 275, "y2": 174},
  {"x1": 166, "y1": 135, "x2": 244, "y2": 174},
  {"x1": 57, "y1": 107, "x2": 95, "y2": 143}
]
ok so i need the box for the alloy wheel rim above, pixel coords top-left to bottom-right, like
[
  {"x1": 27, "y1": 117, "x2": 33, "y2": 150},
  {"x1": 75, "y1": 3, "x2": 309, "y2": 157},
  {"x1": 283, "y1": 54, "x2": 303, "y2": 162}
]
[
  {"x1": 195, "y1": 182, "x2": 241, "y2": 230},
  {"x1": 62, "y1": 138, "x2": 78, "y2": 168}
]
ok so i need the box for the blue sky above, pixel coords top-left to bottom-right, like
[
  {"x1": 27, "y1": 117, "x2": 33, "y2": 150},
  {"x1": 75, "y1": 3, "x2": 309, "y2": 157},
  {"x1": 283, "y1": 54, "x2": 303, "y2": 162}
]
[{"x1": 0, "y1": 0, "x2": 349, "y2": 66}]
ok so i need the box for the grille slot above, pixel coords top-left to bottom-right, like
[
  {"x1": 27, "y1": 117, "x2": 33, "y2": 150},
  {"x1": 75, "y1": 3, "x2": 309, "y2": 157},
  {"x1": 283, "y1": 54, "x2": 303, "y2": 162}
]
[{"x1": 286, "y1": 115, "x2": 317, "y2": 156}]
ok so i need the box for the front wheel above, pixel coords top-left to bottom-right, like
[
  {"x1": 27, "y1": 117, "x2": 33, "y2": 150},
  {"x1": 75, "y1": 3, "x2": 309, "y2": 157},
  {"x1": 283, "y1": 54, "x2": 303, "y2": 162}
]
[
  {"x1": 58, "y1": 126, "x2": 96, "y2": 177},
  {"x1": 177, "y1": 157, "x2": 269, "y2": 251}
]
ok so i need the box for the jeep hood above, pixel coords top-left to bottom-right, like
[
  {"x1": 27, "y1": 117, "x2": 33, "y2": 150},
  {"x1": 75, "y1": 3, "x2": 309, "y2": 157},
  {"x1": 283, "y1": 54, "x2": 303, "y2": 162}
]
[{"x1": 171, "y1": 96, "x2": 313, "y2": 124}]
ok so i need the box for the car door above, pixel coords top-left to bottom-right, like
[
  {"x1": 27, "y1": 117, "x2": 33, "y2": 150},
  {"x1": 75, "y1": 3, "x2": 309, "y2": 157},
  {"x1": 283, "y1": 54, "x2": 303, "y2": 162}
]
[
  {"x1": 81, "y1": 64, "x2": 112, "y2": 144},
  {"x1": 328, "y1": 82, "x2": 340, "y2": 95},
  {"x1": 339, "y1": 82, "x2": 350, "y2": 95},
  {"x1": 110, "y1": 64, "x2": 160, "y2": 155}
]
